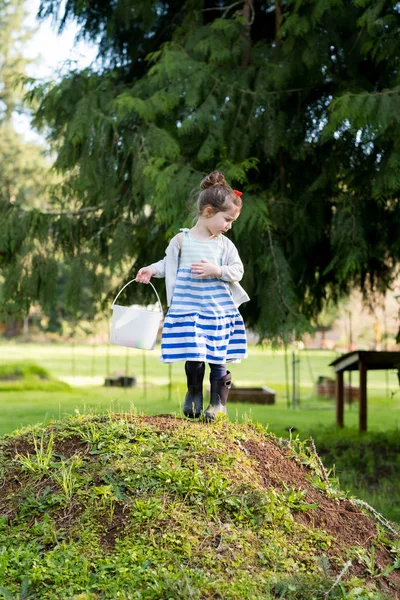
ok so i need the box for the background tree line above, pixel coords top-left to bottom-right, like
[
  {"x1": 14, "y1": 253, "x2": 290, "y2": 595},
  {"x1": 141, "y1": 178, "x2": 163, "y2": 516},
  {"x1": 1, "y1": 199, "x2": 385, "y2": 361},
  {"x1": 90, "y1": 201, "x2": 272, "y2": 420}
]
[
  {"x1": 1, "y1": 0, "x2": 400, "y2": 341},
  {"x1": 0, "y1": 0, "x2": 99, "y2": 336}
]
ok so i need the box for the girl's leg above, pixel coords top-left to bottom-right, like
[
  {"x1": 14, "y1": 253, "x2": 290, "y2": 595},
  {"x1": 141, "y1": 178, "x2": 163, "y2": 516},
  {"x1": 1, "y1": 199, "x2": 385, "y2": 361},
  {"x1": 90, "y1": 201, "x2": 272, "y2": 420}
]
[
  {"x1": 209, "y1": 363, "x2": 227, "y2": 380},
  {"x1": 205, "y1": 363, "x2": 231, "y2": 421},
  {"x1": 183, "y1": 361, "x2": 205, "y2": 418}
]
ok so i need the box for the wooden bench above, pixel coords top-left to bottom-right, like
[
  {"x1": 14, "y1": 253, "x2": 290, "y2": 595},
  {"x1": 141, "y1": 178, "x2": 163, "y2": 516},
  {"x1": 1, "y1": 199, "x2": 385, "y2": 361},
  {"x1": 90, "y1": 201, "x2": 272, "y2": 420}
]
[{"x1": 207, "y1": 385, "x2": 276, "y2": 404}]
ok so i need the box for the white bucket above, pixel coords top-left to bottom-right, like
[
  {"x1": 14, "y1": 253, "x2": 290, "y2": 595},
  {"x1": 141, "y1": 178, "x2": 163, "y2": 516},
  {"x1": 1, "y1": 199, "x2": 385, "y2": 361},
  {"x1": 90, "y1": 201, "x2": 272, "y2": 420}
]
[{"x1": 110, "y1": 279, "x2": 163, "y2": 350}]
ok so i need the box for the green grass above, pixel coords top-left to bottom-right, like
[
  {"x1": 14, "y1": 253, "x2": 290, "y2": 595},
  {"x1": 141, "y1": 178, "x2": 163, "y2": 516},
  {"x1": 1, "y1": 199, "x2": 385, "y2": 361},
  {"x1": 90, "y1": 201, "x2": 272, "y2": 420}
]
[
  {"x1": 0, "y1": 361, "x2": 71, "y2": 393},
  {"x1": 0, "y1": 362, "x2": 49, "y2": 378},
  {"x1": 0, "y1": 342, "x2": 399, "y2": 438}
]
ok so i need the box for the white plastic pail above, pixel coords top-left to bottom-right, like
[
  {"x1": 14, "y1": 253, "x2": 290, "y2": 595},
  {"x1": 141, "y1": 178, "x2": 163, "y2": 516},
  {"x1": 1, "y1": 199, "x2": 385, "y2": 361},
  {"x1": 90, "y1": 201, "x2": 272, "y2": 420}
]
[{"x1": 110, "y1": 280, "x2": 163, "y2": 350}]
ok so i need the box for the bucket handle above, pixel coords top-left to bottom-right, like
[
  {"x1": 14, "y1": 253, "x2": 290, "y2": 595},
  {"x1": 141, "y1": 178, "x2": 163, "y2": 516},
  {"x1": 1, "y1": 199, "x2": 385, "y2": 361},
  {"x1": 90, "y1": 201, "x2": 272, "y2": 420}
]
[{"x1": 112, "y1": 279, "x2": 163, "y2": 316}]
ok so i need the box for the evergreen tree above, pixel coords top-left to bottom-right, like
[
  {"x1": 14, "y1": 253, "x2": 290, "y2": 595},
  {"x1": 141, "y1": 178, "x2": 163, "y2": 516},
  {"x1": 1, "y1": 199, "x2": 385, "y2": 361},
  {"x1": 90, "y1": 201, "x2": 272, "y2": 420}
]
[
  {"x1": 0, "y1": 0, "x2": 52, "y2": 326},
  {"x1": 2, "y1": 0, "x2": 400, "y2": 341},
  {"x1": 0, "y1": 0, "x2": 31, "y2": 121},
  {"x1": 0, "y1": 0, "x2": 101, "y2": 331}
]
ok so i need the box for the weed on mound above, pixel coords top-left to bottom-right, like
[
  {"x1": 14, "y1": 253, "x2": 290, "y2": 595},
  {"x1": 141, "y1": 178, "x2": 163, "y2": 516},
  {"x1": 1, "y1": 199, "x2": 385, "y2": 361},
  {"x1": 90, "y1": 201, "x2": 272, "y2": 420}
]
[{"x1": 0, "y1": 415, "x2": 399, "y2": 599}]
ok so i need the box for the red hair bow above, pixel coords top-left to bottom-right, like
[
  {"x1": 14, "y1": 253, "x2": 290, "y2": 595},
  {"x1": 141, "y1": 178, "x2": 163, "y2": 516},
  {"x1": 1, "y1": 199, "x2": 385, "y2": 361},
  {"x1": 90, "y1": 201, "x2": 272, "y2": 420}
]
[{"x1": 233, "y1": 190, "x2": 242, "y2": 197}]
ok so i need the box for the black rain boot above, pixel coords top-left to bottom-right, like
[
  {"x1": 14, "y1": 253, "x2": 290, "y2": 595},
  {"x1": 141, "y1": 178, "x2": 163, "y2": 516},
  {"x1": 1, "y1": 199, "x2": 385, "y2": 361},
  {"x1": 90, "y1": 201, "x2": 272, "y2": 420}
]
[
  {"x1": 204, "y1": 371, "x2": 231, "y2": 422},
  {"x1": 183, "y1": 361, "x2": 205, "y2": 418}
]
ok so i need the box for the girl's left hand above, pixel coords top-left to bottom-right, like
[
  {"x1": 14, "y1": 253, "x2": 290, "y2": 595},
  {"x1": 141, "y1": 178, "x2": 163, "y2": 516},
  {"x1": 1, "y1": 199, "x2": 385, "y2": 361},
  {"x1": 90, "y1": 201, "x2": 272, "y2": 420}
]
[{"x1": 191, "y1": 259, "x2": 222, "y2": 278}]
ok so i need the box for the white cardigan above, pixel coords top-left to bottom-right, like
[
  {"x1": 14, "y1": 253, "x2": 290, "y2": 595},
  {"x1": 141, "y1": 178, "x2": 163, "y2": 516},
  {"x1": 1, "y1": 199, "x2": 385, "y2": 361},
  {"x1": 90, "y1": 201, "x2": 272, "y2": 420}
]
[{"x1": 150, "y1": 229, "x2": 250, "y2": 308}]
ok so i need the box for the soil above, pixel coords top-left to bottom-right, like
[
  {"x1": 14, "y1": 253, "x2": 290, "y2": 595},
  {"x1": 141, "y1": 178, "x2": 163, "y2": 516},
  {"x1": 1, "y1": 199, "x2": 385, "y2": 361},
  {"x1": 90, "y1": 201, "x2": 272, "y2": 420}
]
[
  {"x1": 241, "y1": 437, "x2": 400, "y2": 597},
  {"x1": 2, "y1": 434, "x2": 91, "y2": 461}
]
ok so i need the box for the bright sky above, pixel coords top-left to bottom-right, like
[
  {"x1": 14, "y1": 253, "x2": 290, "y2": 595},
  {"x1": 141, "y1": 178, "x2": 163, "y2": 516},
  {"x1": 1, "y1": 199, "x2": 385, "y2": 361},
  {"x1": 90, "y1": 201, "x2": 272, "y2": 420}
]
[{"x1": 13, "y1": 0, "x2": 98, "y2": 142}]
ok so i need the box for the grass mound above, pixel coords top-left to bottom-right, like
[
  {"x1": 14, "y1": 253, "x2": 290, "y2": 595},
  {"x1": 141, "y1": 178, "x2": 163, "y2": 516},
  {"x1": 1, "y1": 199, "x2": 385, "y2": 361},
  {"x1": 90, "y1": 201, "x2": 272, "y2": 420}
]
[
  {"x1": 0, "y1": 362, "x2": 70, "y2": 392},
  {"x1": 0, "y1": 415, "x2": 399, "y2": 599}
]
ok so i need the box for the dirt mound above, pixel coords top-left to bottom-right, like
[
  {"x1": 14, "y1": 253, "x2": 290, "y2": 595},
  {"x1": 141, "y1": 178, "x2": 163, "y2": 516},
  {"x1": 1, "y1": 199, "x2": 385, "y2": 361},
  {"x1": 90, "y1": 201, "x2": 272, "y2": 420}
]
[{"x1": 0, "y1": 414, "x2": 399, "y2": 599}]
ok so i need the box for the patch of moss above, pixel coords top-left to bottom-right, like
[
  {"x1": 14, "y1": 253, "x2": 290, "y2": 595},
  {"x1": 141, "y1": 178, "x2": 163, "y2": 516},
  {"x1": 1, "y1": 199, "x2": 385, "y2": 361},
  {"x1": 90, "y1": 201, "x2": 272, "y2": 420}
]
[{"x1": 0, "y1": 414, "x2": 398, "y2": 599}]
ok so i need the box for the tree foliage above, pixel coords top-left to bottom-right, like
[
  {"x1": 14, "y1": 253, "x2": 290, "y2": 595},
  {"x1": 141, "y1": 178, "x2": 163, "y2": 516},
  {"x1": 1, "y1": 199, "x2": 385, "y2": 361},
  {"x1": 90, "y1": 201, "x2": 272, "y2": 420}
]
[
  {"x1": 0, "y1": 0, "x2": 100, "y2": 328},
  {"x1": 0, "y1": 0, "x2": 31, "y2": 121},
  {"x1": 2, "y1": 0, "x2": 400, "y2": 340}
]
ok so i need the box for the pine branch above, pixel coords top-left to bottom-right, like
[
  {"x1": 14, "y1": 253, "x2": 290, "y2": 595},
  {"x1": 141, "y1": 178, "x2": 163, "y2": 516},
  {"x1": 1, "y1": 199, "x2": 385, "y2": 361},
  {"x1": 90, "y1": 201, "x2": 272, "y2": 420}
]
[
  {"x1": 175, "y1": 44, "x2": 312, "y2": 97},
  {"x1": 266, "y1": 226, "x2": 300, "y2": 319},
  {"x1": 309, "y1": 437, "x2": 331, "y2": 491},
  {"x1": 323, "y1": 561, "x2": 352, "y2": 599},
  {"x1": 202, "y1": 2, "x2": 245, "y2": 17},
  {"x1": 17, "y1": 204, "x2": 105, "y2": 217},
  {"x1": 351, "y1": 499, "x2": 398, "y2": 536},
  {"x1": 346, "y1": 87, "x2": 400, "y2": 99}
]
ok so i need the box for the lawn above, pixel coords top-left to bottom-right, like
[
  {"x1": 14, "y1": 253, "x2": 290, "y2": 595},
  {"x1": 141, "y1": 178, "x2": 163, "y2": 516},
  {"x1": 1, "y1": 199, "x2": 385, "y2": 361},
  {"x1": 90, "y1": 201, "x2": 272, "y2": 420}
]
[{"x1": 1, "y1": 341, "x2": 399, "y2": 438}]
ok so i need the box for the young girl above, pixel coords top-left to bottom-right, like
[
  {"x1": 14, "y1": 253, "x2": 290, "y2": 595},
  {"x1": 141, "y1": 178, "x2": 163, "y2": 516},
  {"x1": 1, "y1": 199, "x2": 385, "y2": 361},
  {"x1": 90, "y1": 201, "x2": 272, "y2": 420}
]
[{"x1": 136, "y1": 171, "x2": 249, "y2": 421}]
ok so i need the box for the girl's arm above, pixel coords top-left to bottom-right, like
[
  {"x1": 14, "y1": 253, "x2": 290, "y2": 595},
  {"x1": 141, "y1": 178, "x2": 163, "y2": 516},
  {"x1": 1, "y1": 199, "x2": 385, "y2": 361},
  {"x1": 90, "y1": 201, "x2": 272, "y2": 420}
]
[
  {"x1": 136, "y1": 264, "x2": 157, "y2": 283},
  {"x1": 220, "y1": 243, "x2": 244, "y2": 283},
  {"x1": 148, "y1": 258, "x2": 166, "y2": 278},
  {"x1": 137, "y1": 233, "x2": 183, "y2": 282}
]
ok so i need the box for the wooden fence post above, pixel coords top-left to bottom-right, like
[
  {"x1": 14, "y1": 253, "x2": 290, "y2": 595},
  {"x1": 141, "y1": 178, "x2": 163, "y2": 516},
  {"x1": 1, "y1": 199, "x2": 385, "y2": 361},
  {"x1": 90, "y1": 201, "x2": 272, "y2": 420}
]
[
  {"x1": 336, "y1": 371, "x2": 344, "y2": 428},
  {"x1": 359, "y1": 360, "x2": 367, "y2": 432}
]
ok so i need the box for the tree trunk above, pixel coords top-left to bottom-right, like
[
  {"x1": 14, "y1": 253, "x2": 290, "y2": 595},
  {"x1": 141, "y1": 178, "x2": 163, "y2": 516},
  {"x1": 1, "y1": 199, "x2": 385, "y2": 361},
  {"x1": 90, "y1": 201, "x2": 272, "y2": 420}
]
[
  {"x1": 241, "y1": 0, "x2": 253, "y2": 67},
  {"x1": 275, "y1": 0, "x2": 281, "y2": 52},
  {"x1": 4, "y1": 318, "x2": 21, "y2": 338}
]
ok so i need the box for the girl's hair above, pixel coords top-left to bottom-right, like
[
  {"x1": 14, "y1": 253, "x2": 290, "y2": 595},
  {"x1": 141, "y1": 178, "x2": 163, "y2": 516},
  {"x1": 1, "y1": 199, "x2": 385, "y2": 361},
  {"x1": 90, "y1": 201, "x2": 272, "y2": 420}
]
[{"x1": 197, "y1": 171, "x2": 242, "y2": 215}]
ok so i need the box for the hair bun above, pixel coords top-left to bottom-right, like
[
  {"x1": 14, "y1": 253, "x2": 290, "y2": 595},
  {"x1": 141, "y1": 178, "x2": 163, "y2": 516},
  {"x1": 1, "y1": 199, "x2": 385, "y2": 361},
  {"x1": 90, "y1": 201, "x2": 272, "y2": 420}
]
[{"x1": 200, "y1": 171, "x2": 226, "y2": 190}]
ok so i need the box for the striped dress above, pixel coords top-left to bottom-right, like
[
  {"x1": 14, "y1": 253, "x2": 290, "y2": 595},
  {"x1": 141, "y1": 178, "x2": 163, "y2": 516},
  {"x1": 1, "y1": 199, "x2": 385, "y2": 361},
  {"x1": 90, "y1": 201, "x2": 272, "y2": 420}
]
[{"x1": 160, "y1": 229, "x2": 247, "y2": 364}]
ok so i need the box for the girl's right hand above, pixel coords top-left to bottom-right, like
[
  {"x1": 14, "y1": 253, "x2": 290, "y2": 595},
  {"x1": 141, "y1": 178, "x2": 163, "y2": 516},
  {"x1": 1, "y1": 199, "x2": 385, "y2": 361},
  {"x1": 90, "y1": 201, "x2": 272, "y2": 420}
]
[{"x1": 136, "y1": 266, "x2": 156, "y2": 284}]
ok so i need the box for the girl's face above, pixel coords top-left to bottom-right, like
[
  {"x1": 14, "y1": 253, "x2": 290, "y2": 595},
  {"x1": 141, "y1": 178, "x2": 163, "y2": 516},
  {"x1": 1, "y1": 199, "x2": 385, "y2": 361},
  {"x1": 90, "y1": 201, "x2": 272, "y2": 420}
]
[{"x1": 203, "y1": 203, "x2": 240, "y2": 236}]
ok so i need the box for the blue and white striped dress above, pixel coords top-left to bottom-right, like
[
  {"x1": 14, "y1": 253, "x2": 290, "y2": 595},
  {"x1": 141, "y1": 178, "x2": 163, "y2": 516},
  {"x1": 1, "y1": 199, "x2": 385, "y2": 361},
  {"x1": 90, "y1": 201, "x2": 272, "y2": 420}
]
[{"x1": 161, "y1": 230, "x2": 247, "y2": 364}]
